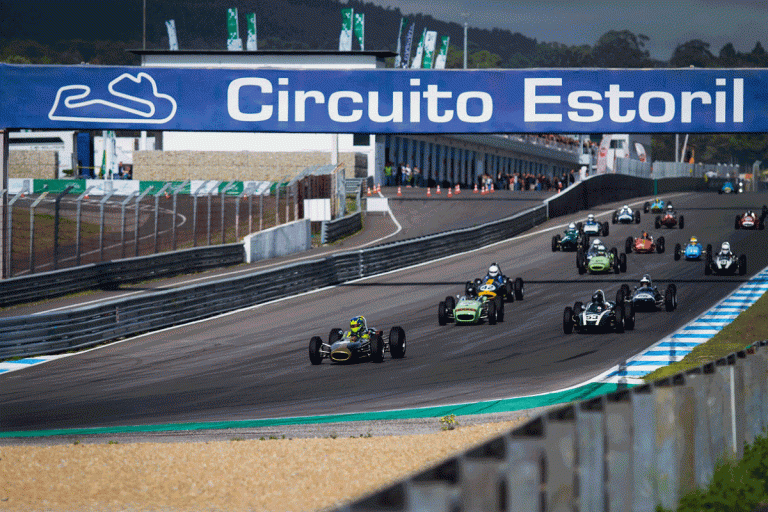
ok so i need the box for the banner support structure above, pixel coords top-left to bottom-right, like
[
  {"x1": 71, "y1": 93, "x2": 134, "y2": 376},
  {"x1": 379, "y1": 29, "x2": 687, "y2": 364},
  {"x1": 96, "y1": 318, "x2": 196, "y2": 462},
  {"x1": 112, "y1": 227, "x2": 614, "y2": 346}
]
[{"x1": 0, "y1": 129, "x2": 8, "y2": 279}]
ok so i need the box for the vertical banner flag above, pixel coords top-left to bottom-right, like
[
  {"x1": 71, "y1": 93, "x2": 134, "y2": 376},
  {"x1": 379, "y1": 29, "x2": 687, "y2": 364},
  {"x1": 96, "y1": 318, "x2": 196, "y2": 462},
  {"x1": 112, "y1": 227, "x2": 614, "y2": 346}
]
[
  {"x1": 165, "y1": 20, "x2": 178, "y2": 50},
  {"x1": 402, "y1": 23, "x2": 415, "y2": 68},
  {"x1": 435, "y1": 36, "x2": 449, "y2": 69},
  {"x1": 339, "y1": 8, "x2": 353, "y2": 51},
  {"x1": 354, "y1": 12, "x2": 365, "y2": 51},
  {"x1": 422, "y1": 31, "x2": 438, "y2": 69},
  {"x1": 394, "y1": 17, "x2": 408, "y2": 68},
  {"x1": 246, "y1": 13, "x2": 257, "y2": 51},
  {"x1": 227, "y1": 8, "x2": 242, "y2": 50},
  {"x1": 596, "y1": 135, "x2": 612, "y2": 174},
  {"x1": 411, "y1": 28, "x2": 427, "y2": 69},
  {"x1": 634, "y1": 142, "x2": 647, "y2": 162}
]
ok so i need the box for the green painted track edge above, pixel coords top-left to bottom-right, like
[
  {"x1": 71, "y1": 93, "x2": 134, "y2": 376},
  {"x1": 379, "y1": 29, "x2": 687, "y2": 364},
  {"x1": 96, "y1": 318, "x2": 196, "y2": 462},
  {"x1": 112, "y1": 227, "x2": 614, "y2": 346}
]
[{"x1": 0, "y1": 381, "x2": 631, "y2": 438}]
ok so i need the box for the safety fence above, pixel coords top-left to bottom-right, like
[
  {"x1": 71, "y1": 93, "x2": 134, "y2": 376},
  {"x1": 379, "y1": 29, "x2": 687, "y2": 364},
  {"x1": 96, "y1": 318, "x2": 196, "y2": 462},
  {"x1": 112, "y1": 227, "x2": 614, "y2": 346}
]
[
  {"x1": 342, "y1": 342, "x2": 768, "y2": 512},
  {"x1": 321, "y1": 212, "x2": 363, "y2": 245},
  {"x1": 0, "y1": 205, "x2": 546, "y2": 359},
  {"x1": 0, "y1": 244, "x2": 244, "y2": 308}
]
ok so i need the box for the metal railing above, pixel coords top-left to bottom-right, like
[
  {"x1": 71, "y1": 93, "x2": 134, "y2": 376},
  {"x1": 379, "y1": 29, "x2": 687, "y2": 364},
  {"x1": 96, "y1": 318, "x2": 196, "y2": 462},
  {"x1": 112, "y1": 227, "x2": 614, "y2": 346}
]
[{"x1": 343, "y1": 342, "x2": 768, "y2": 512}]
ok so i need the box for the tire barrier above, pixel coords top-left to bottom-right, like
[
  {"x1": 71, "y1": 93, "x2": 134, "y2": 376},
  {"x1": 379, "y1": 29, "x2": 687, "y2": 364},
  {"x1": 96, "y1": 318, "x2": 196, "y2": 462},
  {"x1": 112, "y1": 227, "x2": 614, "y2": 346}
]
[{"x1": 344, "y1": 342, "x2": 768, "y2": 512}]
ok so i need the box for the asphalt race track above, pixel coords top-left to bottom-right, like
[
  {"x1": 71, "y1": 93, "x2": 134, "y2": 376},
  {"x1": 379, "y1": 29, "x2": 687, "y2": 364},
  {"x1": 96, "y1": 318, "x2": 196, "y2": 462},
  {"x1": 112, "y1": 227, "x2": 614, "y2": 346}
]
[{"x1": 1, "y1": 191, "x2": 767, "y2": 433}]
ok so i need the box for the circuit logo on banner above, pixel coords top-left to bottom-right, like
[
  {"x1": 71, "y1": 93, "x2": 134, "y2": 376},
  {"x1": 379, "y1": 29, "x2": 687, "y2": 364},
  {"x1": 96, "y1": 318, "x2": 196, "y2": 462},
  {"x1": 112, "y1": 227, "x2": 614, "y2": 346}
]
[{"x1": 0, "y1": 64, "x2": 765, "y2": 133}]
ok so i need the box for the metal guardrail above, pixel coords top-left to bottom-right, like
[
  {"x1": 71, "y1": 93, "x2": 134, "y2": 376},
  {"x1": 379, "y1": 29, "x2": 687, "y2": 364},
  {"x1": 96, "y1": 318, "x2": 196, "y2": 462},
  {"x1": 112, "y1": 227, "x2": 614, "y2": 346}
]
[
  {"x1": 0, "y1": 244, "x2": 244, "y2": 308},
  {"x1": 342, "y1": 342, "x2": 768, "y2": 512},
  {"x1": 321, "y1": 211, "x2": 363, "y2": 245},
  {"x1": 0, "y1": 205, "x2": 546, "y2": 358}
]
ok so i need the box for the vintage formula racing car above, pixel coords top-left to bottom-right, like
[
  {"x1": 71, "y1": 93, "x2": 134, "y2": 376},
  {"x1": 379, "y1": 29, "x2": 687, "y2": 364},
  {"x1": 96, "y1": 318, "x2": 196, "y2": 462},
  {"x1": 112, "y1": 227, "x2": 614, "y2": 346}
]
[
  {"x1": 705, "y1": 242, "x2": 746, "y2": 276},
  {"x1": 577, "y1": 214, "x2": 609, "y2": 237},
  {"x1": 644, "y1": 197, "x2": 665, "y2": 213},
  {"x1": 616, "y1": 276, "x2": 677, "y2": 312},
  {"x1": 734, "y1": 208, "x2": 766, "y2": 230},
  {"x1": 552, "y1": 223, "x2": 588, "y2": 252},
  {"x1": 674, "y1": 237, "x2": 709, "y2": 261},
  {"x1": 563, "y1": 289, "x2": 635, "y2": 334},
  {"x1": 612, "y1": 205, "x2": 641, "y2": 224},
  {"x1": 438, "y1": 290, "x2": 503, "y2": 325},
  {"x1": 719, "y1": 181, "x2": 739, "y2": 194},
  {"x1": 309, "y1": 317, "x2": 406, "y2": 364},
  {"x1": 578, "y1": 243, "x2": 627, "y2": 274},
  {"x1": 625, "y1": 232, "x2": 665, "y2": 254},
  {"x1": 655, "y1": 204, "x2": 684, "y2": 229}
]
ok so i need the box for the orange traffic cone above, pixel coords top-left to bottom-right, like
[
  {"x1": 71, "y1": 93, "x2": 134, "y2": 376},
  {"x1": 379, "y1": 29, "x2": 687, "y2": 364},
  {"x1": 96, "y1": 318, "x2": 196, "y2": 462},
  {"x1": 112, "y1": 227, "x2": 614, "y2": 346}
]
[
  {"x1": 397, "y1": 186, "x2": 402, "y2": 196},
  {"x1": 436, "y1": 185, "x2": 441, "y2": 195},
  {"x1": 473, "y1": 183, "x2": 479, "y2": 193},
  {"x1": 427, "y1": 187, "x2": 432, "y2": 197},
  {"x1": 447, "y1": 187, "x2": 453, "y2": 197},
  {"x1": 367, "y1": 186, "x2": 372, "y2": 196},
  {"x1": 481, "y1": 185, "x2": 487, "y2": 195},
  {"x1": 377, "y1": 184, "x2": 381, "y2": 193},
  {"x1": 455, "y1": 184, "x2": 460, "y2": 194},
  {"x1": 490, "y1": 183, "x2": 495, "y2": 193}
]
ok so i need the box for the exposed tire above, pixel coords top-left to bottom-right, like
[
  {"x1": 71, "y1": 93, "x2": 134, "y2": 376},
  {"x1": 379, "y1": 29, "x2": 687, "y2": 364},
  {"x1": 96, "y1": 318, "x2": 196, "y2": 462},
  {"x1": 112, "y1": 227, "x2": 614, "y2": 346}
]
[
  {"x1": 611, "y1": 247, "x2": 618, "y2": 259},
  {"x1": 614, "y1": 257, "x2": 621, "y2": 274},
  {"x1": 739, "y1": 254, "x2": 747, "y2": 276},
  {"x1": 624, "y1": 301, "x2": 635, "y2": 330},
  {"x1": 705, "y1": 261, "x2": 712, "y2": 275},
  {"x1": 438, "y1": 301, "x2": 448, "y2": 326},
  {"x1": 495, "y1": 296, "x2": 505, "y2": 322},
  {"x1": 625, "y1": 236, "x2": 633, "y2": 254},
  {"x1": 576, "y1": 221, "x2": 583, "y2": 231},
  {"x1": 674, "y1": 243, "x2": 681, "y2": 261},
  {"x1": 309, "y1": 336, "x2": 324, "y2": 365},
  {"x1": 635, "y1": 211, "x2": 641, "y2": 223},
  {"x1": 735, "y1": 215, "x2": 741, "y2": 230},
  {"x1": 615, "y1": 303, "x2": 625, "y2": 333},
  {"x1": 514, "y1": 277, "x2": 524, "y2": 300},
  {"x1": 665, "y1": 284, "x2": 677, "y2": 311},
  {"x1": 644, "y1": 202, "x2": 650, "y2": 213},
  {"x1": 615, "y1": 289, "x2": 625, "y2": 305},
  {"x1": 619, "y1": 252, "x2": 627, "y2": 273},
  {"x1": 577, "y1": 249, "x2": 585, "y2": 272},
  {"x1": 612, "y1": 212, "x2": 618, "y2": 224},
  {"x1": 329, "y1": 328, "x2": 343, "y2": 344},
  {"x1": 445, "y1": 296, "x2": 456, "y2": 311},
  {"x1": 370, "y1": 333, "x2": 385, "y2": 363},
  {"x1": 657, "y1": 236, "x2": 665, "y2": 253},
  {"x1": 389, "y1": 326, "x2": 406, "y2": 359},
  {"x1": 603, "y1": 222, "x2": 610, "y2": 236},
  {"x1": 620, "y1": 284, "x2": 631, "y2": 300},
  {"x1": 655, "y1": 216, "x2": 661, "y2": 229},
  {"x1": 563, "y1": 307, "x2": 574, "y2": 334},
  {"x1": 706, "y1": 244, "x2": 713, "y2": 257},
  {"x1": 573, "y1": 301, "x2": 583, "y2": 313},
  {"x1": 552, "y1": 234, "x2": 560, "y2": 252},
  {"x1": 465, "y1": 281, "x2": 474, "y2": 295},
  {"x1": 487, "y1": 300, "x2": 497, "y2": 325},
  {"x1": 679, "y1": 215, "x2": 684, "y2": 229},
  {"x1": 505, "y1": 281, "x2": 515, "y2": 302}
]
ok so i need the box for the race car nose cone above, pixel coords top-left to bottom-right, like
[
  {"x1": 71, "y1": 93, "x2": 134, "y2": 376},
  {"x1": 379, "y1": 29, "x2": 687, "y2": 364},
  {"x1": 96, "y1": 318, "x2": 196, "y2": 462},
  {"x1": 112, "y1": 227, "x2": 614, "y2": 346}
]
[{"x1": 331, "y1": 348, "x2": 351, "y2": 362}]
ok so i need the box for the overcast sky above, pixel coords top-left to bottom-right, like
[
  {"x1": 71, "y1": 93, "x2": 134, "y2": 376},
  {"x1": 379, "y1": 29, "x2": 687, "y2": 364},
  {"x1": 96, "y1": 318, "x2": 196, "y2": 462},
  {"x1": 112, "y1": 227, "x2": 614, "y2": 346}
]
[{"x1": 361, "y1": 0, "x2": 765, "y2": 61}]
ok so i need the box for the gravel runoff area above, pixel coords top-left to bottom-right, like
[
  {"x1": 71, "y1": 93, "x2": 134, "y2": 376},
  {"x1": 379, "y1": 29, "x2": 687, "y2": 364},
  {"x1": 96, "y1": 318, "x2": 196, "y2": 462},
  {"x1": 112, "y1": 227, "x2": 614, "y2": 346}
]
[{"x1": 0, "y1": 410, "x2": 542, "y2": 512}]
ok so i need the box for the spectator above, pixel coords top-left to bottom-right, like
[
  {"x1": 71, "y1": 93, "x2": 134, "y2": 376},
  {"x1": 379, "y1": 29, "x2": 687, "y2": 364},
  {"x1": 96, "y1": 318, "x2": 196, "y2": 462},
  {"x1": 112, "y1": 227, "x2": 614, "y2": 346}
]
[
  {"x1": 384, "y1": 161, "x2": 393, "y2": 186},
  {"x1": 396, "y1": 163, "x2": 403, "y2": 187},
  {"x1": 412, "y1": 166, "x2": 422, "y2": 187},
  {"x1": 404, "y1": 163, "x2": 412, "y2": 187}
]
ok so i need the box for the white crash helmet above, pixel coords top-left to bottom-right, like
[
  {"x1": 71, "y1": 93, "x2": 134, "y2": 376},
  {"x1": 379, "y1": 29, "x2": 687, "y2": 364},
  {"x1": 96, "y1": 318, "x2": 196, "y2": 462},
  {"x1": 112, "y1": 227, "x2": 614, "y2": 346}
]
[
  {"x1": 591, "y1": 238, "x2": 602, "y2": 247},
  {"x1": 667, "y1": 204, "x2": 673, "y2": 210},
  {"x1": 598, "y1": 244, "x2": 607, "y2": 252},
  {"x1": 568, "y1": 222, "x2": 576, "y2": 230},
  {"x1": 721, "y1": 242, "x2": 731, "y2": 253},
  {"x1": 640, "y1": 274, "x2": 651, "y2": 287},
  {"x1": 591, "y1": 289, "x2": 606, "y2": 303},
  {"x1": 587, "y1": 214, "x2": 595, "y2": 222},
  {"x1": 487, "y1": 263, "x2": 500, "y2": 278},
  {"x1": 622, "y1": 205, "x2": 629, "y2": 210}
]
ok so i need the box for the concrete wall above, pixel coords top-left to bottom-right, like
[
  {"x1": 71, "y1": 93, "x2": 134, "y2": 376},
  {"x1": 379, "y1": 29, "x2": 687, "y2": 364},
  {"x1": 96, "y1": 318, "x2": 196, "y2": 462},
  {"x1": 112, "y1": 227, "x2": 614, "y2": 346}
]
[
  {"x1": 8, "y1": 150, "x2": 58, "y2": 179},
  {"x1": 133, "y1": 150, "x2": 366, "y2": 182},
  {"x1": 243, "y1": 219, "x2": 311, "y2": 263}
]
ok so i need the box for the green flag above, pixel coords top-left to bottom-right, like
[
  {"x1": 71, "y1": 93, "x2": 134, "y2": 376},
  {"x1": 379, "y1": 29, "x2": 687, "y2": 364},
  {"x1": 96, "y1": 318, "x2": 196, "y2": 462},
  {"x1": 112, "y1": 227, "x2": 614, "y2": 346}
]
[
  {"x1": 411, "y1": 28, "x2": 426, "y2": 69},
  {"x1": 339, "y1": 8, "x2": 353, "y2": 51},
  {"x1": 422, "y1": 31, "x2": 438, "y2": 69},
  {"x1": 435, "y1": 36, "x2": 450, "y2": 69},
  {"x1": 354, "y1": 12, "x2": 365, "y2": 51},
  {"x1": 246, "y1": 13, "x2": 257, "y2": 50},
  {"x1": 227, "y1": 8, "x2": 242, "y2": 50}
]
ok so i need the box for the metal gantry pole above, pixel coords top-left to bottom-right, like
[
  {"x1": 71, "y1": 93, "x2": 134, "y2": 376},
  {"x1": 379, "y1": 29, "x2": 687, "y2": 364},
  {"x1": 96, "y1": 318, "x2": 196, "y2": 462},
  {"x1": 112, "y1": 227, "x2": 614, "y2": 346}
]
[
  {"x1": 134, "y1": 186, "x2": 153, "y2": 257},
  {"x1": 153, "y1": 183, "x2": 172, "y2": 254},
  {"x1": 219, "y1": 181, "x2": 236, "y2": 244},
  {"x1": 171, "y1": 179, "x2": 189, "y2": 251},
  {"x1": 120, "y1": 191, "x2": 138, "y2": 259},
  {"x1": 28, "y1": 191, "x2": 49, "y2": 274},
  {"x1": 98, "y1": 190, "x2": 116, "y2": 262},
  {"x1": 53, "y1": 184, "x2": 75, "y2": 270},
  {"x1": 6, "y1": 183, "x2": 29, "y2": 278},
  {"x1": 75, "y1": 187, "x2": 93, "y2": 267}
]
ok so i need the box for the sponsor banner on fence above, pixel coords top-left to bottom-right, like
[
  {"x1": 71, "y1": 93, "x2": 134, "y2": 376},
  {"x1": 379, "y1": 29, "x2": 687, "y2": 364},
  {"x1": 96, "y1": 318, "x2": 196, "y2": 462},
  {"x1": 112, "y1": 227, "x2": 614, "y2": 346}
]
[{"x1": 0, "y1": 65, "x2": 765, "y2": 133}]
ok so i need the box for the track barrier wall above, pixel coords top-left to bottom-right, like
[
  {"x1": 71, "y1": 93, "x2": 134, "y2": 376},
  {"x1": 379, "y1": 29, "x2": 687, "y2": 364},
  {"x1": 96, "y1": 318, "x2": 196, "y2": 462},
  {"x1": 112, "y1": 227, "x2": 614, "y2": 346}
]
[{"x1": 243, "y1": 219, "x2": 311, "y2": 263}]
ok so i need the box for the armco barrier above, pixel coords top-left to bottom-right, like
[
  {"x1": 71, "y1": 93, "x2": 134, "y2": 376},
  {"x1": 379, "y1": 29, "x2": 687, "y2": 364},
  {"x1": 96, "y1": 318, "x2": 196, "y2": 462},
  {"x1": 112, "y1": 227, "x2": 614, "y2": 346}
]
[
  {"x1": 321, "y1": 211, "x2": 363, "y2": 244},
  {"x1": 343, "y1": 342, "x2": 768, "y2": 512},
  {"x1": 0, "y1": 244, "x2": 244, "y2": 308}
]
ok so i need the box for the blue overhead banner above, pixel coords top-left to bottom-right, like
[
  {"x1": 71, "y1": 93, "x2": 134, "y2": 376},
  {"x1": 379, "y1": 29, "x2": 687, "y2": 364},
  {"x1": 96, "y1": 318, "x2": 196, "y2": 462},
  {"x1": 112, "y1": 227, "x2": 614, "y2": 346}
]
[{"x1": 1, "y1": 63, "x2": 767, "y2": 133}]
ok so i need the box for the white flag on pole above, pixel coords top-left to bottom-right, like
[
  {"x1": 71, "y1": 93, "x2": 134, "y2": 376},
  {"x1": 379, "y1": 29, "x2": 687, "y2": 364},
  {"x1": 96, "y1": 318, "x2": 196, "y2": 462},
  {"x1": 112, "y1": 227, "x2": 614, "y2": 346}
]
[
  {"x1": 434, "y1": 36, "x2": 449, "y2": 69},
  {"x1": 165, "y1": 20, "x2": 178, "y2": 50},
  {"x1": 354, "y1": 12, "x2": 365, "y2": 51},
  {"x1": 393, "y1": 17, "x2": 407, "y2": 68},
  {"x1": 596, "y1": 135, "x2": 612, "y2": 174},
  {"x1": 246, "y1": 13, "x2": 257, "y2": 51},
  {"x1": 422, "y1": 31, "x2": 438, "y2": 69},
  {"x1": 411, "y1": 29, "x2": 426, "y2": 69},
  {"x1": 339, "y1": 8, "x2": 353, "y2": 51}
]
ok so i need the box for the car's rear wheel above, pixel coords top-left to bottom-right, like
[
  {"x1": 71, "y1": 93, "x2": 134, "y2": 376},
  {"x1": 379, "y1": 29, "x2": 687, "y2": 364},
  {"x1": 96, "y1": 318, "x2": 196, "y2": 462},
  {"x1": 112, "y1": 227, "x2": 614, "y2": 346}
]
[
  {"x1": 625, "y1": 236, "x2": 633, "y2": 254},
  {"x1": 735, "y1": 215, "x2": 741, "y2": 230},
  {"x1": 329, "y1": 328, "x2": 343, "y2": 344},
  {"x1": 563, "y1": 307, "x2": 574, "y2": 334},
  {"x1": 495, "y1": 296, "x2": 505, "y2": 322},
  {"x1": 657, "y1": 236, "x2": 665, "y2": 253},
  {"x1": 615, "y1": 304, "x2": 625, "y2": 333},
  {"x1": 445, "y1": 296, "x2": 456, "y2": 311},
  {"x1": 615, "y1": 288, "x2": 625, "y2": 305},
  {"x1": 309, "y1": 336, "x2": 324, "y2": 365},
  {"x1": 487, "y1": 300, "x2": 497, "y2": 325},
  {"x1": 505, "y1": 281, "x2": 515, "y2": 302},
  {"x1": 674, "y1": 243, "x2": 681, "y2": 260},
  {"x1": 389, "y1": 326, "x2": 406, "y2": 359},
  {"x1": 371, "y1": 333, "x2": 385, "y2": 363},
  {"x1": 552, "y1": 234, "x2": 560, "y2": 252},
  {"x1": 438, "y1": 302, "x2": 448, "y2": 326},
  {"x1": 612, "y1": 212, "x2": 618, "y2": 224},
  {"x1": 644, "y1": 202, "x2": 650, "y2": 213},
  {"x1": 739, "y1": 255, "x2": 747, "y2": 275},
  {"x1": 655, "y1": 216, "x2": 661, "y2": 229},
  {"x1": 635, "y1": 211, "x2": 641, "y2": 223},
  {"x1": 603, "y1": 222, "x2": 610, "y2": 236},
  {"x1": 706, "y1": 244, "x2": 713, "y2": 257},
  {"x1": 619, "y1": 253, "x2": 627, "y2": 273},
  {"x1": 705, "y1": 261, "x2": 712, "y2": 275},
  {"x1": 514, "y1": 277, "x2": 524, "y2": 300},
  {"x1": 679, "y1": 215, "x2": 685, "y2": 229},
  {"x1": 573, "y1": 301, "x2": 583, "y2": 313},
  {"x1": 665, "y1": 285, "x2": 677, "y2": 311},
  {"x1": 620, "y1": 284, "x2": 631, "y2": 300}
]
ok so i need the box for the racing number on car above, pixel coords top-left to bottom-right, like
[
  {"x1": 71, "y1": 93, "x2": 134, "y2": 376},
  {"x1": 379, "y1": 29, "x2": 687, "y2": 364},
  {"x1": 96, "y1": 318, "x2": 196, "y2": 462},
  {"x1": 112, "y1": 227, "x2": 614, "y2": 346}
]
[{"x1": 480, "y1": 284, "x2": 495, "y2": 292}]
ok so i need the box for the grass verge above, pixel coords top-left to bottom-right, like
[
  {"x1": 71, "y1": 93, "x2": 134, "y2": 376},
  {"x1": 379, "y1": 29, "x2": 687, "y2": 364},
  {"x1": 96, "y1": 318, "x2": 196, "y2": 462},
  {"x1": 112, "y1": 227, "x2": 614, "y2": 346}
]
[{"x1": 643, "y1": 290, "x2": 768, "y2": 382}]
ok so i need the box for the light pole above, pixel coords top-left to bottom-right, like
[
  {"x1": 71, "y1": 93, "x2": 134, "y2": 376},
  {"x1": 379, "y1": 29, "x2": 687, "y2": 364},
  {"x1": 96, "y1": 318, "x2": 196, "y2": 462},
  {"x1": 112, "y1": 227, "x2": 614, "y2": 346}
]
[
  {"x1": 143, "y1": 0, "x2": 147, "y2": 49},
  {"x1": 462, "y1": 13, "x2": 469, "y2": 69}
]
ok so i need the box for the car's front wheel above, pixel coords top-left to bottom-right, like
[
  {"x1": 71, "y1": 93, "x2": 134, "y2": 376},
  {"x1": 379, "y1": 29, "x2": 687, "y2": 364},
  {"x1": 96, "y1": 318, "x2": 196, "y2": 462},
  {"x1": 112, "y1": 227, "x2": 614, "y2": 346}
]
[
  {"x1": 487, "y1": 300, "x2": 497, "y2": 325},
  {"x1": 309, "y1": 336, "x2": 324, "y2": 365},
  {"x1": 514, "y1": 277, "x2": 524, "y2": 300},
  {"x1": 674, "y1": 243, "x2": 681, "y2": 260},
  {"x1": 389, "y1": 326, "x2": 406, "y2": 359},
  {"x1": 371, "y1": 333, "x2": 385, "y2": 363},
  {"x1": 563, "y1": 307, "x2": 574, "y2": 334},
  {"x1": 665, "y1": 284, "x2": 677, "y2": 311},
  {"x1": 438, "y1": 302, "x2": 448, "y2": 326}
]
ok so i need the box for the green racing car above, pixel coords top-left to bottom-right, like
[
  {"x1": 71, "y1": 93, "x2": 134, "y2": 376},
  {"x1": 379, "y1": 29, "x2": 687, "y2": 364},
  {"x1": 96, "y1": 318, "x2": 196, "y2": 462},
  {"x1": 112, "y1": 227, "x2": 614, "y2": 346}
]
[
  {"x1": 577, "y1": 243, "x2": 627, "y2": 274},
  {"x1": 438, "y1": 282, "x2": 505, "y2": 325},
  {"x1": 552, "y1": 222, "x2": 589, "y2": 252}
]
